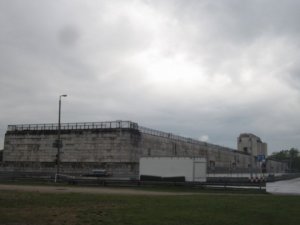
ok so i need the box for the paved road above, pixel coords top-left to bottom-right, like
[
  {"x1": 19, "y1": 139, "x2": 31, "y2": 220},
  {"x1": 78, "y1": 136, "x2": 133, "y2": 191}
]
[
  {"x1": 0, "y1": 184, "x2": 196, "y2": 196},
  {"x1": 2, "y1": 179, "x2": 299, "y2": 196},
  {"x1": 267, "y1": 177, "x2": 300, "y2": 195}
]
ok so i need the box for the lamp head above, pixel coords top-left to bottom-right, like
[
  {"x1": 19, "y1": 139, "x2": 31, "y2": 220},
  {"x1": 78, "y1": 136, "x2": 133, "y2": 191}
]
[{"x1": 61, "y1": 94, "x2": 67, "y2": 97}]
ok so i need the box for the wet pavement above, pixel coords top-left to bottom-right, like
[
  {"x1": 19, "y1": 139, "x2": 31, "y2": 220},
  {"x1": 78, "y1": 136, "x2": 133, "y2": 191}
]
[{"x1": 266, "y1": 177, "x2": 300, "y2": 195}]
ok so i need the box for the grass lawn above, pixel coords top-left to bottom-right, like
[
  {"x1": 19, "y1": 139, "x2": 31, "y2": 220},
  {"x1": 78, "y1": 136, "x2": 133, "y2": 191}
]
[{"x1": 0, "y1": 190, "x2": 299, "y2": 225}]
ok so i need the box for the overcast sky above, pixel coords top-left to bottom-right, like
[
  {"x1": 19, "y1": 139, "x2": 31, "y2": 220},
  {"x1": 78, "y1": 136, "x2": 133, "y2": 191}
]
[{"x1": 1, "y1": 0, "x2": 300, "y2": 153}]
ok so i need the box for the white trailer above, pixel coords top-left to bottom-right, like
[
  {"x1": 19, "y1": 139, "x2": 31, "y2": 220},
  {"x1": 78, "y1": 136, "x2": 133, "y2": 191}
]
[{"x1": 139, "y1": 157, "x2": 207, "y2": 182}]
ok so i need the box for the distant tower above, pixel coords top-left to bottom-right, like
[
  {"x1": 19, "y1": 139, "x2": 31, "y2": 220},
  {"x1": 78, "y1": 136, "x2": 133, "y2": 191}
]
[{"x1": 237, "y1": 133, "x2": 268, "y2": 157}]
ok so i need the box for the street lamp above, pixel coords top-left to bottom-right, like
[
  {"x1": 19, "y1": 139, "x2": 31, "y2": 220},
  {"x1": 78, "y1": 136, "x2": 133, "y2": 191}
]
[
  {"x1": 249, "y1": 136, "x2": 253, "y2": 179},
  {"x1": 55, "y1": 94, "x2": 67, "y2": 183}
]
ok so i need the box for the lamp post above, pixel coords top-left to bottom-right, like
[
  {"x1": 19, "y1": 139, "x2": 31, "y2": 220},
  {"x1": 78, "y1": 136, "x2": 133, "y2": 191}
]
[
  {"x1": 55, "y1": 94, "x2": 67, "y2": 183},
  {"x1": 249, "y1": 136, "x2": 253, "y2": 179}
]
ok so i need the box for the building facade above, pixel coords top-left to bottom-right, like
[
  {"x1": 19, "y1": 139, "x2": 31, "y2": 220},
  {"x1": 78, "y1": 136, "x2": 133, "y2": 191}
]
[
  {"x1": 1, "y1": 121, "x2": 287, "y2": 178},
  {"x1": 238, "y1": 133, "x2": 268, "y2": 158}
]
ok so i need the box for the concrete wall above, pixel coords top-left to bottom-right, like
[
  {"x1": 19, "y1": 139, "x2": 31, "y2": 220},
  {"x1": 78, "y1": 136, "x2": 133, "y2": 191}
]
[
  {"x1": 266, "y1": 159, "x2": 288, "y2": 173},
  {"x1": 3, "y1": 128, "x2": 141, "y2": 177},
  {"x1": 3, "y1": 129, "x2": 141, "y2": 163},
  {"x1": 2, "y1": 122, "x2": 287, "y2": 178},
  {"x1": 139, "y1": 133, "x2": 257, "y2": 173}
]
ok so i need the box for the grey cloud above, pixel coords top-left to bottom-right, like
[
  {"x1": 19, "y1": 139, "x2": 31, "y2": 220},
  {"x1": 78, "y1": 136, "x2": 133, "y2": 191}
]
[
  {"x1": 286, "y1": 64, "x2": 300, "y2": 89},
  {"x1": 0, "y1": 0, "x2": 300, "y2": 152},
  {"x1": 58, "y1": 25, "x2": 80, "y2": 47},
  {"x1": 161, "y1": 0, "x2": 300, "y2": 40}
]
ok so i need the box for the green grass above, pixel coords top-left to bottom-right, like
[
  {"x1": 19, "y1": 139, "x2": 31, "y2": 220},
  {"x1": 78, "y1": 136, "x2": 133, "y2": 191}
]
[{"x1": 0, "y1": 190, "x2": 299, "y2": 225}]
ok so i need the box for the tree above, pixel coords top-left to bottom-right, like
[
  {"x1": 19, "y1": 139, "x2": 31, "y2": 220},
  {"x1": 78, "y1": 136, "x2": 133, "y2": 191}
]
[{"x1": 289, "y1": 148, "x2": 299, "y2": 171}]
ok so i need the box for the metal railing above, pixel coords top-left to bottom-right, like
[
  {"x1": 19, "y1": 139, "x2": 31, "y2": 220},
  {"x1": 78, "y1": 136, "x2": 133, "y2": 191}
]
[
  {"x1": 139, "y1": 126, "x2": 208, "y2": 146},
  {"x1": 138, "y1": 126, "x2": 235, "y2": 151},
  {"x1": 7, "y1": 121, "x2": 138, "y2": 132}
]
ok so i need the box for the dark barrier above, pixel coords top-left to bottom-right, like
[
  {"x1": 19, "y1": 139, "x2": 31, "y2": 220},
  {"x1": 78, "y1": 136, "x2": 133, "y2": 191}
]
[
  {"x1": 140, "y1": 175, "x2": 186, "y2": 182},
  {"x1": 140, "y1": 175, "x2": 162, "y2": 181},
  {"x1": 162, "y1": 176, "x2": 185, "y2": 182}
]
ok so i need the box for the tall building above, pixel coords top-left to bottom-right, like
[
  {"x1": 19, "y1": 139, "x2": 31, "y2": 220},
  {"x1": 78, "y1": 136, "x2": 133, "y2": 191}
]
[{"x1": 237, "y1": 133, "x2": 267, "y2": 158}]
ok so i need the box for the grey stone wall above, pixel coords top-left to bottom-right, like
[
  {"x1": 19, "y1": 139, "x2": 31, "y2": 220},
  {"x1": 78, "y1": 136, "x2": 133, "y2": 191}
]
[
  {"x1": 3, "y1": 128, "x2": 141, "y2": 178},
  {"x1": 139, "y1": 133, "x2": 259, "y2": 173},
  {"x1": 3, "y1": 129, "x2": 140, "y2": 163},
  {"x1": 2, "y1": 124, "x2": 287, "y2": 178},
  {"x1": 266, "y1": 159, "x2": 288, "y2": 173}
]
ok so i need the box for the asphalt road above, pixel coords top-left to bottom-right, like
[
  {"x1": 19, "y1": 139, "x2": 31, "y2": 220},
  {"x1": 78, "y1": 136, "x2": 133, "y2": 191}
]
[
  {"x1": 266, "y1": 177, "x2": 300, "y2": 195},
  {"x1": 1, "y1": 178, "x2": 299, "y2": 196}
]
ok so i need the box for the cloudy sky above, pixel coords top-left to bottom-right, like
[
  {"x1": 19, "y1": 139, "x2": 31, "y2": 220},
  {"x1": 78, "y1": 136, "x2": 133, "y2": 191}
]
[{"x1": 1, "y1": 0, "x2": 300, "y2": 153}]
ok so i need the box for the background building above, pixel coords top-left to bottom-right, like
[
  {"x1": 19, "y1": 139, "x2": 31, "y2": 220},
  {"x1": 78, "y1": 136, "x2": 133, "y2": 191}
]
[{"x1": 238, "y1": 133, "x2": 268, "y2": 158}]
